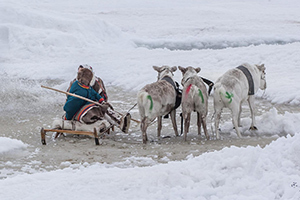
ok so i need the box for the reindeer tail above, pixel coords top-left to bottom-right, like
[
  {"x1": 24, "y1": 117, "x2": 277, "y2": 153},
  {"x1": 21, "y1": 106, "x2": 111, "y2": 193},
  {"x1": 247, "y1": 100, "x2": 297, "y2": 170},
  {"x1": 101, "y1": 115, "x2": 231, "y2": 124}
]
[
  {"x1": 137, "y1": 91, "x2": 153, "y2": 117},
  {"x1": 214, "y1": 83, "x2": 234, "y2": 105}
]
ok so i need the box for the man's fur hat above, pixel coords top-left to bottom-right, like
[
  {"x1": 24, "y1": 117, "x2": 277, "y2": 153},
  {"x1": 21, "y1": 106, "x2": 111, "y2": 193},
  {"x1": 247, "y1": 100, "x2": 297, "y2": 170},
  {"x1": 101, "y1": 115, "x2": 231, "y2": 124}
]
[
  {"x1": 77, "y1": 68, "x2": 93, "y2": 86},
  {"x1": 78, "y1": 64, "x2": 96, "y2": 86}
]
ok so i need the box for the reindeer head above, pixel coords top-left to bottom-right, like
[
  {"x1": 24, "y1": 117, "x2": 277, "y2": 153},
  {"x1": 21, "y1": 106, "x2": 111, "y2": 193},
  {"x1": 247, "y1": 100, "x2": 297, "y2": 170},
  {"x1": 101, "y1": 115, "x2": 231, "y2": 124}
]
[
  {"x1": 178, "y1": 66, "x2": 201, "y2": 86},
  {"x1": 256, "y1": 64, "x2": 266, "y2": 90},
  {"x1": 153, "y1": 65, "x2": 177, "y2": 81}
]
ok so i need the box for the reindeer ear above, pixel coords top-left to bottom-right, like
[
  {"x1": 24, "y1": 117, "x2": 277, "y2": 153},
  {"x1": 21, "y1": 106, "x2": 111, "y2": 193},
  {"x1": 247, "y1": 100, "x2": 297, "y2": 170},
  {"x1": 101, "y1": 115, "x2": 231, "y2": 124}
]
[
  {"x1": 153, "y1": 66, "x2": 160, "y2": 72},
  {"x1": 178, "y1": 66, "x2": 185, "y2": 72},
  {"x1": 171, "y1": 66, "x2": 177, "y2": 72},
  {"x1": 257, "y1": 64, "x2": 266, "y2": 72},
  {"x1": 195, "y1": 67, "x2": 201, "y2": 73}
]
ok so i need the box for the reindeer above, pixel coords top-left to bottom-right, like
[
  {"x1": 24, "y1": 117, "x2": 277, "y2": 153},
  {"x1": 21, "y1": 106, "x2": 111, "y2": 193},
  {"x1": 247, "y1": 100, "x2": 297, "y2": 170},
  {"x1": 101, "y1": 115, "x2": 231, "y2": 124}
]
[
  {"x1": 178, "y1": 66, "x2": 209, "y2": 141},
  {"x1": 137, "y1": 66, "x2": 179, "y2": 144},
  {"x1": 213, "y1": 63, "x2": 266, "y2": 139}
]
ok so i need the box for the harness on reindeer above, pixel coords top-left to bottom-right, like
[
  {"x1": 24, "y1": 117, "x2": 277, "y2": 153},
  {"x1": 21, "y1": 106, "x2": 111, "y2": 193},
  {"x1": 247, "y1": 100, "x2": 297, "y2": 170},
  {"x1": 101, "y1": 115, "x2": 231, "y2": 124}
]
[
  {"x1": 237, "y1": 65, "x2": 255, "y2": 95},
  {"x1": 161, "y1": 76, "x2": 182, "y2": 119}
]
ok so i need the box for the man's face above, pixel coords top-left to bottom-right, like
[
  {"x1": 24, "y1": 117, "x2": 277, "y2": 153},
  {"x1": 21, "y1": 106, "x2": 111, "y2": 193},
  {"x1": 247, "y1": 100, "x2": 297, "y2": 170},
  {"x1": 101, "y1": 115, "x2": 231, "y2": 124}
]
[
  {"x1": 77, "y1": 68, "x2": 92, "y2": 86},
  {"x1": 78, "y1": 66, "x2": 84, "y2": 72}
]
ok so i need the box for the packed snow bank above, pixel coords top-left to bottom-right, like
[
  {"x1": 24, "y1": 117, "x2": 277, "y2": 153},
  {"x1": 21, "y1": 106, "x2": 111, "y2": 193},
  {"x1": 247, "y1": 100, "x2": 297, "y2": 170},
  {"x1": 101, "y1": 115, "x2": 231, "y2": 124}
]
[
  {"x1": 0, "y1": 137, "x2": 27, "y2": 154},
  {"x1": 134, "y1": 37, "x2": 300, "y2": 51},
  {"x1": 1, "y1": 134, "x2": 300, "y2": 200},
  {"x1": 216, "y1": 108, "x2": 300, "y2": 138},
  {"x1": 1, "y1": 0, "x2": 300, "y2": 105},
  {"x1": 0, "y1": 3, "x2": 133, "y2": 63}
]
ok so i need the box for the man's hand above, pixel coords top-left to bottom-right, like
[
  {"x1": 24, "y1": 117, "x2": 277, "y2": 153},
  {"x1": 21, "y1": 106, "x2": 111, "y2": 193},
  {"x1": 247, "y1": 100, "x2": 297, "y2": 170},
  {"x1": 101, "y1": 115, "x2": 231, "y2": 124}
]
[{"x1": 101, "y1": 101, "x2": 114, "y2": 110}]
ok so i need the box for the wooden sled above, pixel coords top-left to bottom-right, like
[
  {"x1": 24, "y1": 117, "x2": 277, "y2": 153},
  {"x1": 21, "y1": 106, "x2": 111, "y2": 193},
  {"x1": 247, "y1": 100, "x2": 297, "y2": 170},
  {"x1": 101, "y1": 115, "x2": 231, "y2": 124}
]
[{"x1": 40, "y1": 118, "x2": 111, "y2": 145}]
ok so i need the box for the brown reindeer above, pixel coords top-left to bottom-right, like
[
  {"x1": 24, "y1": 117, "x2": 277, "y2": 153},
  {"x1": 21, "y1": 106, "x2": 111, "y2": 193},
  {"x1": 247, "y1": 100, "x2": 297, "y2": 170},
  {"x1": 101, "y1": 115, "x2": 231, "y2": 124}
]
[
  {"x1": 178, "y1": 66, "x2": 209, "y2": 141},
  {"x1": 137, "y1": 66, "x2": 179, "y2": 144}
]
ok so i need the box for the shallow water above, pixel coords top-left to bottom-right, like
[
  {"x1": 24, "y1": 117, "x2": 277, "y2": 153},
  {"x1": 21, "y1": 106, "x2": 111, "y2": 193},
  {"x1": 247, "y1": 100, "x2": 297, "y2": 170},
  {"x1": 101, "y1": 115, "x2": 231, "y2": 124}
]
[{"x1": 0, "y1": 83, "x2": 299, "y2": 179}]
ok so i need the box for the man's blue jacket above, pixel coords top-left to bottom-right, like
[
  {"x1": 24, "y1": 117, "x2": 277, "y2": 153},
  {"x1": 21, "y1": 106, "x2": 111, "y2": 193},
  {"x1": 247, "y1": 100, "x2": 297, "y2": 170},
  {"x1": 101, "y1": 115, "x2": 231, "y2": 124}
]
[{"x1": 64, "y1": 80, "x2": 104, "y2": 120}]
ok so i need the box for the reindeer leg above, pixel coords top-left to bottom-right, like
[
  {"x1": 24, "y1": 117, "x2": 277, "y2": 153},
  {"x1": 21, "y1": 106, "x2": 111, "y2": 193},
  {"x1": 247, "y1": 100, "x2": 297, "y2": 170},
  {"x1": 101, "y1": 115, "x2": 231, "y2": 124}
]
[
  {"x1": 248, "y1": 96, "x2": 257, "y2": 130},
  {"x1": 214, "y1": 108, "x2": 222, "y2": 140},
  {"x1": 197, "y1": 112, "x2": 202, "y2": 136},
  {"x1": 184, "y1": 113, "x2": 191, "y2": 141},
  {"x1": 170, "y1": 110, "x2": 179, "y2": 136},
  {"x1": 202, "y1": 116, "x2": 209, "y2": 140},
  {"x1": 141, "y1": 118, "x2": 148, "y2": 144},
  {"x1": 238, "y1": 103, "x2": 242, "y2": 127},
  {"x1": 157, "y1": 116, "x2": 162, "y2": 138},
  {"x1": 186, "y1": 113, "x2": 191, "y2": 133},
  {"x1": 231, "y1": 107, "x2": 242, "y2": 138},
  {"x1": 180, "y1": 113, "x2": 183, "y2": 136}
]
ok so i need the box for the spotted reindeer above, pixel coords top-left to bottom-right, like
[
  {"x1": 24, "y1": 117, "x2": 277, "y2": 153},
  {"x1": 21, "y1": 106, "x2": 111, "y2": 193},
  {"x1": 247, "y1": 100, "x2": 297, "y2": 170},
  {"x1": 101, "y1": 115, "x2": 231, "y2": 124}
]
[
  {"x1": 213, "y1": 63, "x2": 266, "y2": 139},
  {"x1": 137, "y1": 66, "x2": 179, "y2": 144},
  {"x1": 178, "y1": 66, "x2": 209, "y2": 141}
]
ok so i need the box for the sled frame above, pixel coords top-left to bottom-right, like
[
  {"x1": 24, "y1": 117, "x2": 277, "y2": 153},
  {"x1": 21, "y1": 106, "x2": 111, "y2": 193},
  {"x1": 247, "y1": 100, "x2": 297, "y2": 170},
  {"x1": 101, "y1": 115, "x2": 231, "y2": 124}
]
[{"x1": 41, "y1": 128, "x2": 100, "y2": 145}]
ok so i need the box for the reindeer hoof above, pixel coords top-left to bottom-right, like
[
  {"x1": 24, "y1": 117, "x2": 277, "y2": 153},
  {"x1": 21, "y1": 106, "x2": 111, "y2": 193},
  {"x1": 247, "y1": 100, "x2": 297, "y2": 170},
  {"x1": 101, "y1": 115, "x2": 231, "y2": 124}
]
[
  {"x1": 249, "y1": 126, "x2": 258, "y2": 130},
  {"x1": 233, "y1": 126, "x2": 242, "y2": 129}
]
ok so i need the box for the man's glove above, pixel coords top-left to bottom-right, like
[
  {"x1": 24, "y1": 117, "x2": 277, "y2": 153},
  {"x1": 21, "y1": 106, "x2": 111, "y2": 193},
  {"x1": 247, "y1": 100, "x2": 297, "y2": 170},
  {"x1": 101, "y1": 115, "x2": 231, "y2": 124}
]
[{"x1": 101, "y1": 101, "x2": 114, "y2": 110}]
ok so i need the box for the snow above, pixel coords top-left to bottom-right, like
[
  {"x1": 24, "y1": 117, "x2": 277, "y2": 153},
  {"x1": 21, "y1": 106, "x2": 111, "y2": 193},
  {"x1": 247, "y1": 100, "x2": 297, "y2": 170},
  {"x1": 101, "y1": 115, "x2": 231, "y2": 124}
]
[
  {"x1": 0, "y1": 137, "x2": 27, "y2": 154},
  {"x1": 1, "y1": 0, "x2": 300, "y2": 199},
  {"x1": 1, "y1": 134, "x2": 300, "y2": 200}
]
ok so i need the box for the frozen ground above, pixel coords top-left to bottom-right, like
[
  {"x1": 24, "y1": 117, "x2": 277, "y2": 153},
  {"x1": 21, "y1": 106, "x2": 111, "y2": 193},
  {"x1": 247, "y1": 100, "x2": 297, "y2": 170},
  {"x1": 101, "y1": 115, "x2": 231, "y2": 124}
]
[{"x1": 1, "y1": 0, "x2": 300, "y2": 199}]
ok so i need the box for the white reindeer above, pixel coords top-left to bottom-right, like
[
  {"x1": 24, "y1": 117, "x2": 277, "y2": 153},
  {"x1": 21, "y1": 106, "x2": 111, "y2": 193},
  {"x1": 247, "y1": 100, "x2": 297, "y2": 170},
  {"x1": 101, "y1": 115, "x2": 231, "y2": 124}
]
[
  {"x1": 213, "y1": 63, "x2": 266, "y2": 139},
  {"x1": 137, "y1": 66, "x2": 179, "y2": 144},
  {"x1": 178, "y1": 66, "x2": 209, "y2": 141}
]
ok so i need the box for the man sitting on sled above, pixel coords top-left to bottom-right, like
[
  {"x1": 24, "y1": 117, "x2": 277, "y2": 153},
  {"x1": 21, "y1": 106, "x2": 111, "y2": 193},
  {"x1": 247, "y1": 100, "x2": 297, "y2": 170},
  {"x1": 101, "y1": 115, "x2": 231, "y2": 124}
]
[
  {"x1": 67, "y1": 64, "x2": 108, "y2": 102},
  {"x1": 64, "y1": 67, "x2": 131, "y2": 133}
]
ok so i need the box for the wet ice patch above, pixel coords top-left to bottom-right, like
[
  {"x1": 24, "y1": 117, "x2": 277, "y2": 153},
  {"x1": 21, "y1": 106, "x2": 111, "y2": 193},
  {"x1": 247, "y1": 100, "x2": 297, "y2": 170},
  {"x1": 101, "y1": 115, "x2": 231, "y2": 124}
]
[{"x1": 0, "y1": 137, "x2": 27, "y2": 153}]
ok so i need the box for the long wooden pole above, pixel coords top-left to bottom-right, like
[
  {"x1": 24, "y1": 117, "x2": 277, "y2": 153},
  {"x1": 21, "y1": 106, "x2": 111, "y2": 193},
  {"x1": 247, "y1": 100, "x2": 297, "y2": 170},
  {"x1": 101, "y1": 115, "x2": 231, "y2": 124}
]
[
  {"x1": 41, "y1": 85, "x2": 103, "y2": 106},
  {"x1": 41, "y1": 85, "x2": 140, "y2": 123}
]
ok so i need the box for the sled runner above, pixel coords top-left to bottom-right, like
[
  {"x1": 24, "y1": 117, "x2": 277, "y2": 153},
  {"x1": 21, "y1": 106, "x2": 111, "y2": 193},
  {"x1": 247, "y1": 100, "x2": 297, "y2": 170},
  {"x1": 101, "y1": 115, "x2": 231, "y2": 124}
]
[{"x1": 40, "y1": 118, "x2": 111, "y2": 145}]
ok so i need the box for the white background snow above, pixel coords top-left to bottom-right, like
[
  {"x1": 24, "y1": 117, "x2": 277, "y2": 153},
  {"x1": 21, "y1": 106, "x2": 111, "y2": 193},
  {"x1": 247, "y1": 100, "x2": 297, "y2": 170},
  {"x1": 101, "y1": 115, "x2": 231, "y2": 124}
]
[{"x1": 1, "y1": 0, "x2": 300, "y2": 199}]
